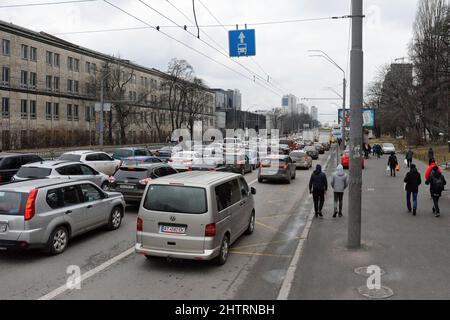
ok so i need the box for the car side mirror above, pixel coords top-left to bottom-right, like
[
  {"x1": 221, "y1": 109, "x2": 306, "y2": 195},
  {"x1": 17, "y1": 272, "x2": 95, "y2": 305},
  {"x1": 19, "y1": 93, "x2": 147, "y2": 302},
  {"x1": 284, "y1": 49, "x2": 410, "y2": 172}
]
[{"x1": 251, "y1": 187, "x2": 256, "y2": 195}]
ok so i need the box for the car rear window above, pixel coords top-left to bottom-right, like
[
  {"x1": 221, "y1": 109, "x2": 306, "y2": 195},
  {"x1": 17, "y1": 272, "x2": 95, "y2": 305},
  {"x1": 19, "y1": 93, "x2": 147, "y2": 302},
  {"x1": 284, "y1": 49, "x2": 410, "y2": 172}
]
[
  {"x1": 16, "y1": 167, "x2": 52, "y2": 178},
  {"x1": 144, "y1": 185, "x2": 207, "y2": 214},
  {"x1": 114, "y1": 168, "x2": 148, "y2": 180},
  {"x1": 59, "y1": 154, "x2": 82, "y2": 162},
  {"x1": 0, "y1": 191, "x2": 26, "y2": 216}
]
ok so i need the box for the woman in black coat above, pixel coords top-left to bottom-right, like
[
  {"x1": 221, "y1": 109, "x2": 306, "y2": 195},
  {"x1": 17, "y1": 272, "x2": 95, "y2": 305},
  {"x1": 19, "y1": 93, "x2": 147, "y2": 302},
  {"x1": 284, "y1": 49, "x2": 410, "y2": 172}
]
[{"x1": 404, "y1": 164, "x2": 421, "y2": 215}]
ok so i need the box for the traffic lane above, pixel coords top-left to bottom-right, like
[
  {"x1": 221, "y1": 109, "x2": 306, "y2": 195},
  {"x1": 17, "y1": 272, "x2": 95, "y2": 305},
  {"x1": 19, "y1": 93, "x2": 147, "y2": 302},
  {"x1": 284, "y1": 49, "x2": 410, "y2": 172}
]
[
  {"x1": 54, "y1": 154, "x2": 329, "y2": 300},
  {"x1": 0, "y1": 170, "x2": 258, "y2": 300}
]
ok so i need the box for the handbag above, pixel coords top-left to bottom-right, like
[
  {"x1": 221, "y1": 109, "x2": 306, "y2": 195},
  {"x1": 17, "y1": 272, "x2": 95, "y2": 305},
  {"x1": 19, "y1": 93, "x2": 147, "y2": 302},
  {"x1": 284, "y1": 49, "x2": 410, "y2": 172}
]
[{"x1": 396, "y1": 164, "x2": 400, "y2": 172}]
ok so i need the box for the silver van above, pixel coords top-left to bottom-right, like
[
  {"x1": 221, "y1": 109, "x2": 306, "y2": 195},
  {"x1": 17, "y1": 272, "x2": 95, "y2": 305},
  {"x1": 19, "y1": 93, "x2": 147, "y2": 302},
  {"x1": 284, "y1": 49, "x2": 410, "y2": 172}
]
[
  {"x1": 135, "y1": 171, "x2": 256, "y2": 265},
  {"x1": 0, "y1": 179, "x2": 125, "y2": 254}
]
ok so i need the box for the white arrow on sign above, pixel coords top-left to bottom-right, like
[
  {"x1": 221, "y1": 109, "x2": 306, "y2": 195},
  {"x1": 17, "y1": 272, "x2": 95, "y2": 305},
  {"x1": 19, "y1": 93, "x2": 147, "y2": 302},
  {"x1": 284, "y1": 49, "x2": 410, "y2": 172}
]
[{"x1": 239, "y1": 32, "x2": 245, "y2": 44}]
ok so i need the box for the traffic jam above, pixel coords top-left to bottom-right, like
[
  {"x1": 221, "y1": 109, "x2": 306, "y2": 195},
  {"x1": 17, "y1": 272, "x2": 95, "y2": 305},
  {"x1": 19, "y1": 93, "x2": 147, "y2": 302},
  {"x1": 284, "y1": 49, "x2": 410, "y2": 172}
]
[{"x1": 0, "y1": 134, "x2": 332, "y2": 266}]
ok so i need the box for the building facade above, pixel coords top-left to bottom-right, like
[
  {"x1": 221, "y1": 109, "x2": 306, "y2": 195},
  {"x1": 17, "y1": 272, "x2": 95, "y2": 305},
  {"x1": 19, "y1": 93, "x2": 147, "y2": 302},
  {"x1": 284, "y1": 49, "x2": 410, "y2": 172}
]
[
  {"x1": 212, "y1": 88, "x2": 242, "y2": 111},
  {"x1": 310, "y1": 106, "x2": 318, "y2": 121},
  {"x1": 0, "y1": 21, "x2": 215, "y2": 150},
  {"x1": 281, "y1": 94, "x2": 297, "y2": 115}
]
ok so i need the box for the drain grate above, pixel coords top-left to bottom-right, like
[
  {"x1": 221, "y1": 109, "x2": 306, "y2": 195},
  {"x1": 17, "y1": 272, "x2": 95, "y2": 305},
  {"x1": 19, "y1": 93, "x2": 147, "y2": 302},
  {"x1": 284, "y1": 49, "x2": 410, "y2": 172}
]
[
  {"x1": 354, "y1": 266, "x2": 386, "y2": 277},
  {"x1": 357, "y1": 286, "x2": 394, "y2": 299}
]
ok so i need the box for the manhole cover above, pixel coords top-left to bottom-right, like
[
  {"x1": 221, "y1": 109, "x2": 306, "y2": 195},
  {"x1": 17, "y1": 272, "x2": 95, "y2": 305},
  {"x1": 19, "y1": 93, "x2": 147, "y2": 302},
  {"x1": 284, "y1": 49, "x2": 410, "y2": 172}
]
[
  {"x1": 354, "y1": 266, "x2": 386, "y2": 277},
  {"x1": 357, "y1": 286, "x2": 394, "y2": 299}
]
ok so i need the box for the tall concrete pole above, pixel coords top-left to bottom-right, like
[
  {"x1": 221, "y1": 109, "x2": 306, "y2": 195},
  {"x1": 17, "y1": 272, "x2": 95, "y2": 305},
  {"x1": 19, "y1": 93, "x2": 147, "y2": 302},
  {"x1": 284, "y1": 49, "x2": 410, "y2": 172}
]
[
  {"x1": 348, "y1": 0, "x2": 364, "y2": 248},
  {"x1": 99, "y1": 77, "x2": 104, "y2": 150},
  {"x1": 342, "y1": 77, "x2": 347, "y2": 149}
]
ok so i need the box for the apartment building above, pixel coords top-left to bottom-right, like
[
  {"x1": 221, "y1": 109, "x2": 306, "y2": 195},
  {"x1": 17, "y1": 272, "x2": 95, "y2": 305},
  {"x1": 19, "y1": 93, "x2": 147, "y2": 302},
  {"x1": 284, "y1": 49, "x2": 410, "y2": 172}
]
[{"x1": 0, "y1": 20, "x2": 215, "y2": 150}]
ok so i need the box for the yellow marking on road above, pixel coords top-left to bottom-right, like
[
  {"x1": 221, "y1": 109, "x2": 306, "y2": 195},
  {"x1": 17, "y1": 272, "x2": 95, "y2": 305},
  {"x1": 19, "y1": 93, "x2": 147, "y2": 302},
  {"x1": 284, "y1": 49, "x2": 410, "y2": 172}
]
[
  {"x1": 232, "y1": 237, "x2": 302, "y2": 250},
  {"x1": 230, "y1": 251, "x2": 293, "y2": 258},
  {"x1": 255, "y1": 220, "x2": 291, "y2": 237}
]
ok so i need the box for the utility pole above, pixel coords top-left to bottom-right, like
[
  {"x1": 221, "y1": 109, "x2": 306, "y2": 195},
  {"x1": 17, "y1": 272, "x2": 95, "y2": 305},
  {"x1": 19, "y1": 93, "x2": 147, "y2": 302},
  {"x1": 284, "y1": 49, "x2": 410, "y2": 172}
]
[
  {"x1": 348, "y1": 0, "x2": 364, "y2": 248},
  {"x1": 99, "y1": 77, "x2": 104, "y2": 150},
  {"x1": 342, "y1": 77, "x2": 347, "y2": 150}
]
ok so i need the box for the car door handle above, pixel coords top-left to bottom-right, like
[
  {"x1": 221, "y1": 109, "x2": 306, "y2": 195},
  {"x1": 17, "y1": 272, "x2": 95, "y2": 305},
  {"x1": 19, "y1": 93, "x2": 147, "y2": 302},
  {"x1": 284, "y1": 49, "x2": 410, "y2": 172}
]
[{"x1": 65, "y1": 210, "x2": 72, "y2": 215}]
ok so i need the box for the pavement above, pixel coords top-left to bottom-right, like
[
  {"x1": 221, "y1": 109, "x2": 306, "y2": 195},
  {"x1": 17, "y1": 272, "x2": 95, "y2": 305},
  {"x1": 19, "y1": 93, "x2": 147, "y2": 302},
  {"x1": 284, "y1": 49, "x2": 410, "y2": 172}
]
[{"x1": 289, "y1": 152, "x2": 450, "y2": 300}]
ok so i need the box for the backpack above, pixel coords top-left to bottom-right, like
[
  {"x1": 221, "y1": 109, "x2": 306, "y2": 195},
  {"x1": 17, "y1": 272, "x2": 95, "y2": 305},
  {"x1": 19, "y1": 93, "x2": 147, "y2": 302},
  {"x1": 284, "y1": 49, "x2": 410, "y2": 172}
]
[{"x1": 433, "y1": 175, "x2": 445, "y2": 192}]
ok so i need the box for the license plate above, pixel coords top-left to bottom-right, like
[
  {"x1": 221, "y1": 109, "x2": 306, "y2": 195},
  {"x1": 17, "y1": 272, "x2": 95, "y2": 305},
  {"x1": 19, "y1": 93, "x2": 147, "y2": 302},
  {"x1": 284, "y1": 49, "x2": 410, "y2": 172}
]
[
  {"x1": 119, "y1": 184, "x2": 135, "y2": 190},
  {"x1": 160, "y1": 225, "x2": 186, "y2": 235},
  {"x1": 0, "y1": 224, "x2": 7, "y2": 233}
]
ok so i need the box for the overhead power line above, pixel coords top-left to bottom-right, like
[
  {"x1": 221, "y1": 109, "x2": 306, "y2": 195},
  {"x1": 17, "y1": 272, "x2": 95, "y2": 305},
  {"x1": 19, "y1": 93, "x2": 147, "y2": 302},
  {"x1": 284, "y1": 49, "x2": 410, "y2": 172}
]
[{"x1": 0, "y1": 0, "x2": 97, "y2": 8}]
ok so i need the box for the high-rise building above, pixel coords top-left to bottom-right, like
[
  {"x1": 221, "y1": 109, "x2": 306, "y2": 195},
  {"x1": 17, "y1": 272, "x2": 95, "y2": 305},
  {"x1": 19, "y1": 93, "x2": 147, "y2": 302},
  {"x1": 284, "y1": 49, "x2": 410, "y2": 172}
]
[
  {"x1": 281, "y1": 94, "x2": 297, "y2": 115},
  {"x1": 297, "y1": 103, "x2": 309, "y2": 115},
  {"x1": 310, "y1": 106, "x2": 318, "y2": 121},
  {"x1": 212, "y1": 88, "x2": 241, "y2": 111}
]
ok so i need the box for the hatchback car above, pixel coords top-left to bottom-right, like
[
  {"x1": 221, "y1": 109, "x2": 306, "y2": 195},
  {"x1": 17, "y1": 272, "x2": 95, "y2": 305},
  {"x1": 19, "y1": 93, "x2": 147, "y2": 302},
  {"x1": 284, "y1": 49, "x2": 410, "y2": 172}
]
[
  {"x1": 109, "y1": 163, "x2": 178, "y2": 203},
  {"x1": 0, "y1": 179, "x2": 125, "y2": 254},
  {"x1": 0, "y1": 153, "x2": 43, "y2": 185},
  {"x1": 290, "y1": 150, "x2": 313, "y2": 169},
  {"x1": 135, "y1": 171, "x2": 256, "y2": 265},
  {"x1": 59, "y1": 151, "x2": 121, "y2": 176},
  {"x1": 13, "y1": 161, "x2": 110, "y2": 190},
  {"x1": 258, "y1": 155, "x2": 296, "y2": 184}
]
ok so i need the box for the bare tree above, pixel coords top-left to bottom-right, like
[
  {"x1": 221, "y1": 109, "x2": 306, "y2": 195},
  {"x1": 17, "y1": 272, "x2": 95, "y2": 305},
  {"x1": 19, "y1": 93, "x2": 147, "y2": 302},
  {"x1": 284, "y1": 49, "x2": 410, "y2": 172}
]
[{"x1": 184, "y1": 78, "x2": 210, "y2": 137}]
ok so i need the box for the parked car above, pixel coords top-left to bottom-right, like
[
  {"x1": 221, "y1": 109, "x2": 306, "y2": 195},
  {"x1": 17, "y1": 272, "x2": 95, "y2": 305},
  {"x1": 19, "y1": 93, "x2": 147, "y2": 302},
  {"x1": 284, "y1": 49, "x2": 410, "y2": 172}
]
[
  {"x1": 0, "y1": 179, "x2": 125, "y2": 254},
  {"x1": 0, "y1": 153, "x2": 43, "y2": 185},
  {"x1": 290, "y1": 150, "x2": 313, "y2": 169},
  {"x1": 304, "y1": 146, "x2": 319, "y2": 160},
  {"x1": 258, "y1": 155, "x2": 296, "y2": 184},
  {"x1": 341, "y1": 150, "x2": 365, "y2": 169},
  {"x1": 13, "y1": 161, "x2": 110, "y2": 190},
  {"x1": 168, "y1": 151, "x2": 202, "y2": 171},
  {"x1": 135, "y1": 171, "x2": 256, "y2": 265},
  {"x1": 109, "y1": 163, "x2": 178, "y2": 203},
  {"x1": 154, "y1": 147, "x2": 173, "y2": 163},
  {"x1": 112, "y1": 148, "x2": 153, "y2": 160},
  {"x1": 223, "y1": 153, "x2": 253, "y2": 175},
  {"x1": 382, "y1": 143, "x2": 396, "y2": 155},
  {"x1": 59, "y1": 151, "x2": 121, "y2": 176}
]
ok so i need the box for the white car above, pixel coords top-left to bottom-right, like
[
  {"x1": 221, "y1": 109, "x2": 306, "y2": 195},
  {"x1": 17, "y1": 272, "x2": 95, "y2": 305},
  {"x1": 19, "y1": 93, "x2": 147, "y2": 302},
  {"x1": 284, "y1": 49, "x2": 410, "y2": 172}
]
[
  {"x1": 382, "y1": 143, "x2": 396, "y2": 155},
  {"x1": 59, "y1": 151, "x2": 121, "y2": 176},
  {"x1": 168, "y1": 151, "x2": 202, "y2": 171}
]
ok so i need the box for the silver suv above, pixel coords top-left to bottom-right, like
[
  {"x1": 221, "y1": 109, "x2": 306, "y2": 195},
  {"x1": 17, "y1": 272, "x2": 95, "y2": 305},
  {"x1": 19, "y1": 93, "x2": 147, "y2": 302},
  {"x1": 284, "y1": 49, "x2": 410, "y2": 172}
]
[
  {"x1": 13, "y1": 161, "x2": 110, "y2": 190},
  {"x1": 0, "y1": 179, "x2": 125, "y2": 254}
]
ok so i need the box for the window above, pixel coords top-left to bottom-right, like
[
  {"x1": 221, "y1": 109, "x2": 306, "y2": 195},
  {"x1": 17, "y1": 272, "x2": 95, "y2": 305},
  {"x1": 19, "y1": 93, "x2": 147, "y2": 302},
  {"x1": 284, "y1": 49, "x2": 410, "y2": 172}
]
[
  {"x1": 30, "y1": 47, "x2": 37, "y2": 61},
  {"x1": 74, "y1": 58, "x2": 79, "y2": 72},
  {"x1": 80, "y1": 164, "x2": 95, "y2": 175},
  {"x1": 20, "y1": 100, "x2": 28, "y2": 119},
  {"x1": 20, "y1": 71, "x2": 28, "y2": 88},
  {"x1": 2, "y1": 97, "x2": 9, "y2": 118},
  {"x1": 29, "y1": 72, "x2": 37, "y2": 88},
  {"x1": 132, "y1": 74, "x2": 136, "y2": 84},
  {"x1": 238, "y1": 177, "x2": 250, "y2": 197},
  {"x1": 30, "y1": 101, "x2": 36, "y2": 119},
  {"x1": 67, "y1": 57, "x2": 73, "y2": 70},
  {"x1": 45, "y1": 102, "x2": 52, "y2": 120},
  {"x1": 46, "y1": 75, "x2": 52, "y2": 90},
  {"x1": 2, "y1": 39, "x2": 10, "y2": 55},
  {"x1": 54, "y1": 76, "x2": 60, "y2": 91},
  {"x1": 74, "y1": 81, "x2": 79, "y2": 93},
  {"x1": 53, "y1": 103, "x2": 59, "y2": 120},
  {"x1": 46, "y1": 51, "x2": 53, "y2": 65},
  {"x1": 54, "y1": 53, "x2": 60, "y2": 67},
  {"x1": 61, "y1": 186, "x2": 82, "y2": 207},
  {"x1": 92, "y1": 63, "x2": 96, "y2": 74},
  {"x1": 67, "y1": 104, "x2": 72, "y2": 121},
  {"x1": 85, "y1": 106, "x2": 91, "y2": 122},
  {"x1": 85, "y1": 61, "x2": 91, "y2": 74},
  {"x1": 46, "y1": 189, "x2": 61, "y2": 209},
  {"x1": 73, "y1": 105, "x2": 79, "y2": 121},
  {"x1": 80, "y1": 184, "x2": 103, "y2": 202},
  {"x1": 145, "y1": 77, "x2": 149, "y2": 88},
  {"x1": 67, "y1": 79, "x2": 73, "y2": 92},
  {"x1": 21, "y1": 44, "x2": 28, "y2": 60},
  {"x1": 2, "y1": 66, "x2": 9, "y2": 85},
  {"x1": 215, "y1": 179, "x2": 241, "y2": 212},
  {"x1": 144, "y1": 185, "x2": 207, "y2": 214}
]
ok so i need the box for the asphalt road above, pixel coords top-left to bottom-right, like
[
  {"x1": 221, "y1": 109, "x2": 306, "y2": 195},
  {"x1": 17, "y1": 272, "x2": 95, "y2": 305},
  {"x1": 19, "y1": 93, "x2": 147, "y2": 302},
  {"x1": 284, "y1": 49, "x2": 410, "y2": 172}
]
[{"x1": 0, "y1": 151, "x2": 332, "y2": 300}]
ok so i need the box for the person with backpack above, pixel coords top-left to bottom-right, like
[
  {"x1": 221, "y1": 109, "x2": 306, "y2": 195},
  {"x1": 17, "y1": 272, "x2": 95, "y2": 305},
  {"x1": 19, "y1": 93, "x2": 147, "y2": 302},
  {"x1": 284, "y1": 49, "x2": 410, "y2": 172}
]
[
  {"x1": 309, "y1": 164, "x2": 328, "y2": 218},
  {"x1": 404, "y1": 164, "x2": 421, "y2": 216},
  {"x1": 405, "y1": 148, "x2": 414, "y2": 168},
  {"x1": 330, "y1": 164, "x2": 348, "y2": 218},
  {"x1": 426, "y1": 166, "x2": 446, "y2": 217},
  {"x1": 388, "y1": 153, "x2": 398, "y2": 177}
]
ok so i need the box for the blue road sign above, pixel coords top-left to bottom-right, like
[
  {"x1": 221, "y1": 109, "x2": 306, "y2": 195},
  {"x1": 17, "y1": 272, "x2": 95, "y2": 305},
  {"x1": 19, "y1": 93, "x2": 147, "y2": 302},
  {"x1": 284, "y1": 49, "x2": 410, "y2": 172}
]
[{"x1": 229, "y1": 29, "x2": 256, "y2": 57}]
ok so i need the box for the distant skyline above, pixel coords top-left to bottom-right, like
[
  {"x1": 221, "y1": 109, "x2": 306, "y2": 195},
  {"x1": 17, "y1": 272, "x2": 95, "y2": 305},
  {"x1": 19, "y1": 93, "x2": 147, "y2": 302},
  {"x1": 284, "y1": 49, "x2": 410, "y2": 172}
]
[{"x1": 0, "y1": 0, "x2": 420, "y2": 123}]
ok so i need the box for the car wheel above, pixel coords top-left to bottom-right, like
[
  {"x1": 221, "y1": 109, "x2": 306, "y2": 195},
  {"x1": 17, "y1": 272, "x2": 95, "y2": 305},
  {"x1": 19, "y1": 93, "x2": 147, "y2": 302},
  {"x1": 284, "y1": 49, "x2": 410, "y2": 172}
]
[
  {"x1": 46, "y1": 226, "x2": 69, "y2": 255},
  {"x1": 107, "y1": 206, "x2": 123, "y2": 230},
  {"x1": 258, "y1": 177, "x2": 264, "y2": 183},
  {"x1": 101, "y1": 182, "x2": 110, "y2": 191},
  {"x1": 215, "y1": 235, "x2": 230, "y2": 266},
  {"x1": 244, "y1": 212, "x2": 255, "y2": 235}
]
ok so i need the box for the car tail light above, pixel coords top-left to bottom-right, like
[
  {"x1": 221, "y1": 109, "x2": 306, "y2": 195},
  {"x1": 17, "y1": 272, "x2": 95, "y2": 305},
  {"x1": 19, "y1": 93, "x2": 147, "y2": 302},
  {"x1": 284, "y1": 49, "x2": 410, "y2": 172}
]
[
  {"x1": 137, "y1": 217, "x2": 143, "y2": 232},
  {"x1": 261, "y1": 164, "x2": 270, "y2": 168},
  {"x1": 304, "y1": 156, "x2": 309, "y2": 161},
  {"x1": 138, "y1": 178, "x2": 152, "y2": 185},
  {"x1": 279, "y1": 164, "x2": 288, "y2": 169},
  {"x1": 205, "y1": 223, "x2": 216, "y2": 237},
  {"x1": 24, "y1": 189, "x2": 38, "y2": 221}
]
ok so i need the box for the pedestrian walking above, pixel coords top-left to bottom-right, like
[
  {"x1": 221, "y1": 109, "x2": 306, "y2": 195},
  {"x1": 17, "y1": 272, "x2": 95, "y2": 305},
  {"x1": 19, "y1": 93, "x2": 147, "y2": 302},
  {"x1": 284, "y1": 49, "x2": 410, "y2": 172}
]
[
  {"x1": 405, "y1": 148, "x2": 414, "y2": 168},
  {"x1": 426, "y1": 166, "x2": 447, "y2": 217},
  {"x1": 309, "y1": 164, "x2": 328, "y2": 218},
  {"x1": 428, "y1": 147, "x2": 435, "y2": 164},
  {"x1": 330, "y1": 164, "x2": 348, "y2": 218},
  {"x1": 404, "y1": 164, "x2": 421, "y2": 216},
  {"x1": 388, "y1": 153, "x2": 398, "y2": 177}
]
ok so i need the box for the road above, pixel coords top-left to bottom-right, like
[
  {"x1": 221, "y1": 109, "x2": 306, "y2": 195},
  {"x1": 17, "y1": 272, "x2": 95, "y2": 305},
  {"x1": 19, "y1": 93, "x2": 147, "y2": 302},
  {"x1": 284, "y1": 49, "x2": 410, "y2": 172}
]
[{"x1": 0, "y1": 151, "x2": 332, "y2": 300}]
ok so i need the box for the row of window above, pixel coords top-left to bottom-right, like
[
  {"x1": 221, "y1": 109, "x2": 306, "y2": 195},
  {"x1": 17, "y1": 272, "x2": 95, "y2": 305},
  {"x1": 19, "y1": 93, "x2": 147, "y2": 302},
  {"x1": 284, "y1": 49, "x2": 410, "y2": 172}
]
[{"x1": 1, "y1": 97, "x2": 94, "y2": 122}]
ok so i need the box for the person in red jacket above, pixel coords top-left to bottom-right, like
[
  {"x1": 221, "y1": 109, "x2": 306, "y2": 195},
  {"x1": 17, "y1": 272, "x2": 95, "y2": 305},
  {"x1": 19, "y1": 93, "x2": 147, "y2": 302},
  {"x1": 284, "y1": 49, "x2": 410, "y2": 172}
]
[{"x1": 425, "y1": 159, "x2": 441, "y2": 181}]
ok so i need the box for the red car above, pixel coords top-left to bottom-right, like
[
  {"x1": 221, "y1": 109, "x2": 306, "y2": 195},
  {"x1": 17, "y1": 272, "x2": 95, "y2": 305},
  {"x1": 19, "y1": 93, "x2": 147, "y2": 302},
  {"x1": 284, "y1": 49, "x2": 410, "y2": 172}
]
[{"x1": 341, "y1": 151, "x2": 365, "y2": 169}]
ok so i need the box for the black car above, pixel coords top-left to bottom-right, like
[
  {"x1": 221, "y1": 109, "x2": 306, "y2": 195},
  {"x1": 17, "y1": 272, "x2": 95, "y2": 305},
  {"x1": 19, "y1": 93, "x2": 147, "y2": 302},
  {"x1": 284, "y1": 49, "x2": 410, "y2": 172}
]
[
  {"x1": 304, "y1": 147, "x2": 319, "y2": 160},
  {"x1": 0, "y1": 153, "x2": 43, "y2": 185},
  {"x1": 109, "y1": 163, "x2": 178, "y2": 203}
]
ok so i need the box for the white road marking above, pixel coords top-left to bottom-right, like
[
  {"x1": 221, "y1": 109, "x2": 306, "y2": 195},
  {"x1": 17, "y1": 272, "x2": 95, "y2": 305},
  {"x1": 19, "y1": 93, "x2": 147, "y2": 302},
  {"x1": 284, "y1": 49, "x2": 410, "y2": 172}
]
[
  {"x1": 38, "y1": 247, "x2": 135, "y2": 300},
  {"x1": 277, "y1": 153, "x2": 332, "y2": 300}
]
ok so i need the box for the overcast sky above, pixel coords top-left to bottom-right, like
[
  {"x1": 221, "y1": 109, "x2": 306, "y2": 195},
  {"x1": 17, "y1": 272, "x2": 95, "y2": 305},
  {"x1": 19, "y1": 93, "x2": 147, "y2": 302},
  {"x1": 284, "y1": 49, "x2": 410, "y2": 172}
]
[{"x1": 0, "y1": 0, "x2": 420, "y2": 124}]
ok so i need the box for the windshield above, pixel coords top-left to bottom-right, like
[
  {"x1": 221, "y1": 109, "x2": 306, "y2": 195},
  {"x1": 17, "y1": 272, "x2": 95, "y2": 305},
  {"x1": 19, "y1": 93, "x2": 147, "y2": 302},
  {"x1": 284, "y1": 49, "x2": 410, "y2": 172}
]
[
  {"x1": 0, "y1": 191, "x2": 26, "y2": 216},
  {"x1": 59, "y1": 154, "x2": 81, "y2": 162},
  {"x1": 144, "y1": 185, "x2": 207, "y2": 214},
  {"x1": 16, "y1": 167, "x2": 52, "y2": 178}
]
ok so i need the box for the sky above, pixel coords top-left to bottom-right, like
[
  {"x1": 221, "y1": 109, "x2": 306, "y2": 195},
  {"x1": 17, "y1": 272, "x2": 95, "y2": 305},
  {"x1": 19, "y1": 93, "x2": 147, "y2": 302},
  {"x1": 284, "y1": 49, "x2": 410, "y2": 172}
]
[{"x1": 0, "y1": 0, "x2": 420, "y2": 124}]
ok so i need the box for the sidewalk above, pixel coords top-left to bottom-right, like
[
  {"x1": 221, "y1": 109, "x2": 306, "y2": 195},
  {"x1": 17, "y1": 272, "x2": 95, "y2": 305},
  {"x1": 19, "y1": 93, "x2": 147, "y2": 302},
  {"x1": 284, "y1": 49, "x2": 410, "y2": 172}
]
[{"x1": 289, "y1": 154, "x2": 450, "y2": 300}]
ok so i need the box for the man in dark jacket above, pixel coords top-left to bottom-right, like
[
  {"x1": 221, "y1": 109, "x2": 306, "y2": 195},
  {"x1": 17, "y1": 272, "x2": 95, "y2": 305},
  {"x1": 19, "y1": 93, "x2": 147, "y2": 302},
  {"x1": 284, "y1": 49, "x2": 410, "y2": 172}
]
[
  {"x1": 388, "y1": 153, "x2": 398, "y2": 177},
  {"x1": 404, "y1": 164, "x2": 421, "y2": 215},
  {"x1": 428, "y1": 148, "x2": 435, "y2": 164},
  {"x1": 309, "y1": 164, "x2": 328, "y2": 218},
  {"x1": 426, "y1": 166, "x2": 447, "y2": 217},
  {"x1": 405, "y1": 148, "x2": 414, "y2": 168}
]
